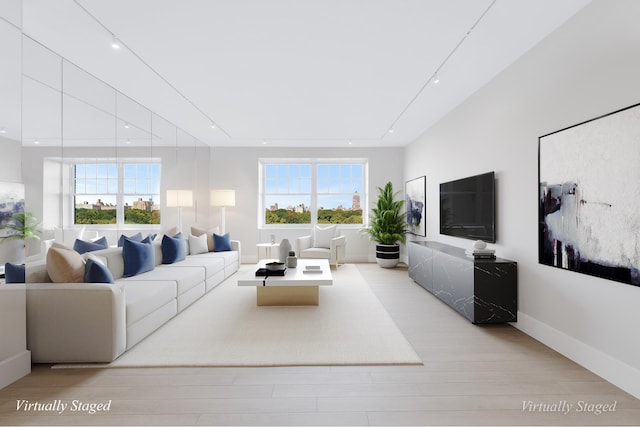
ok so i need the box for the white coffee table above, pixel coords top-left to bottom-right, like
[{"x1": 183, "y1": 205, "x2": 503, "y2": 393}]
[{"x1": 237, "y1": 259, "x2": 332, "y2": 306}]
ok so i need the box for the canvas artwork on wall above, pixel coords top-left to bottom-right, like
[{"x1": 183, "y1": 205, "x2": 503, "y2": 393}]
[
  {"x1": 0, "y1": 182, "x2": 25, "y2": 238},
  {"x1": 539, "y1": 102, "x2": 640, "y2": 287},
  {"x1": 406, "y1": 176, "x2": 426, "y2": 237}
]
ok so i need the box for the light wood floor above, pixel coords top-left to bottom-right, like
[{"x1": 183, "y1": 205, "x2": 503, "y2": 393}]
[{"x1": 1, "y1": 263, "x2": 639, "y2": 426}]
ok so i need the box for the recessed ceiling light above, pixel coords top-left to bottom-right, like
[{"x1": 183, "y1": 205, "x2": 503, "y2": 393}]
[
  {"x1": 210, "y1": 122, "x2": 216, "y2": 129},
  {"x1": 123, "y1": 123, "x2": 130, "y2": 129},
  {"x1": 34, "y1": 139, "x2": 40, "y2": 145},
  {"x1": 0, "y1": 127, "x2": 6, "y2": 134},
  {"x1": 348, "y1": 140, "x2": 353, "y2": 145},
  {"x1": 262, "y1": 139, "x2": 267, "y2": 145},
  {"x1": 433, "y1": 75, "x2": 440, "y2": 85},
  {"x1": 389, "y1": 128, "x2": 394, "y2": 134},
  {"x1": 126, "y1": 138, "x2": 131, "y2": 145},
  {"x1": 111, "y1": 37, "x2": 121, "y2": 50}
]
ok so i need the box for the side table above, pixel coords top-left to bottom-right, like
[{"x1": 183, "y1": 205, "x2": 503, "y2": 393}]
[{"x1": 256, "y1": 242, "x2": 280, "y2": 260}]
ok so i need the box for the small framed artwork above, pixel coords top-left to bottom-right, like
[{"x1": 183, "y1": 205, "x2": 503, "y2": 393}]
[{"x1": 405, "y1": 176, "x2": 426, "y2": 237}]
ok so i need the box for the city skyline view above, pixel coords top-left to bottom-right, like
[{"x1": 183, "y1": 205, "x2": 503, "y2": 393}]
[{"x1": 74, "y1": 195, "x2": 160, "y2": 209}]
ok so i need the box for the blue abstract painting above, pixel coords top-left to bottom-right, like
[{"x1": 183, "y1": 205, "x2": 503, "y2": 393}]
[{"x1": 406, "y1": 176, "x2": 426, "y2": 237}]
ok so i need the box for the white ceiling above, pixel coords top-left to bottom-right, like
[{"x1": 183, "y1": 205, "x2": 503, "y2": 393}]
[{"x1": 17, "y1": 0, "x2": 591, "y2": 148}]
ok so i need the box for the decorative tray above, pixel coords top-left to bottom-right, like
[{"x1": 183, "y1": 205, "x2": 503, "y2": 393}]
[{"x1": 255, "y1": 268, "x2": 287, "y2": 277}]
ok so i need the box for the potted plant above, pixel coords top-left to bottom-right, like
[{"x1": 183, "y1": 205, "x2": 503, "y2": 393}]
[
  {"x1": 362, "y1": 181, "x2": 407, "y2": 268},
  {"x1": 0, "y1": 211, "x2": 41, "y2": 259}
]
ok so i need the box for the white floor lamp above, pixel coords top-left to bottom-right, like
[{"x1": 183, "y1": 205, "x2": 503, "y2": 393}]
[
  {"x1": 210, "y1": 189, "x2": 235, "y2": 234},
  {"x1": 166, "y1": 190, "x2": 193, "y2": 234}
]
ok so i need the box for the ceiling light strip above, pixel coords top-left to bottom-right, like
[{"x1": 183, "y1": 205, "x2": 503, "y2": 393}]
[
  {"x1": 382, "y1": 0, "x2": 497, "y2": 138},
  {"x1": 72, "y1": 0, "x2": 230, "y2": 139}
]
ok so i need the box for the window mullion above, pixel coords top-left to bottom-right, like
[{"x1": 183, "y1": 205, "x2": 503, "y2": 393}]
[
  {"x1": 117, "y1": 163, "x2": 124, "y2": 226},
  {"x1": 310, "y1": 162, "x2": 317, "y2": 225}
]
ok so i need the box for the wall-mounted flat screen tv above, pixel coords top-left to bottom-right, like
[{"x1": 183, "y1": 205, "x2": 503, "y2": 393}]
[{"x1": 440, "y1": 171, "x2": 495, "y2": 243}]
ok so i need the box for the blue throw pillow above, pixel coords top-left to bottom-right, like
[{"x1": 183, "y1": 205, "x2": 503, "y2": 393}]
[
  {"x1": 84, "y1": 258, "x2": 114, "y2": 284},
  {"x1": 4, "y1": 262, "x2": 25, "y2": 284},
  {"x1": 213, "y1": 233, "x2": 232, "y2": 252},
  {"x1": 122, "y1": 238, "x2": 155, "y2": 277},
  {"x1": 73, "y1": 236, "x2": 108, "y2": 254},
  {"x1": 141, "y1": 232, "x2": 158, "y2": 244},
  {"x1": 118, "y1": 232, "x2": 143, "y2": 247},
  {"x1": 161, "y1": 232, "x2": 186, "y2": 264}
]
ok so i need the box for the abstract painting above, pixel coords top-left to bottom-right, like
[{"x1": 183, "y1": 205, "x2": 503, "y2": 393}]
[
  {"x1": 539, "y1": 102, "x2": 640, "y2": 286},
  {"x1": 0, "y1": 182, "x2": 25, "y2": 238},
  {"x1": 406, "y1": 176, "x2": 426, "y2": 237}
]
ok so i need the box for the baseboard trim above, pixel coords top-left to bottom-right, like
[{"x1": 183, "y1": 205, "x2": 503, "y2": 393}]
[
  {"x1": 0, "y1": 350, "x2": 31, "y2": 390},
  {"x1": 515, "y1": 312, "x2": 640, "y2": 399}
]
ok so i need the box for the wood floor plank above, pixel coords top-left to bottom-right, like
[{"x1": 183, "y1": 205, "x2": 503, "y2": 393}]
[{"x1": 0, "y1": 262, "x2": 637, "y2": 426}]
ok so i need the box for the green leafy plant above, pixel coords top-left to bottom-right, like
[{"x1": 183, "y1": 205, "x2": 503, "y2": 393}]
[
  {"x1": 0, "y1": 211, "x2": 41, "y2": 244},
  {"x1": 362, "y1": 181, "x2": 407, "y2": 245}
]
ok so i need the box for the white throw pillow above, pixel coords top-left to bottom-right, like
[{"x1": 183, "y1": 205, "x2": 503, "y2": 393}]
[
  {"x1": 191, "y1": 225, "x2": 220, "y2": 252},
  {"x1": 54, "y1": 226, "x2": 85, "y2": 248},
  {"x1": 314, "y1": 225, "x2": 336, "y2": 249},
  {"x1": 40, "y1": 238, "x2": 55, "y2": 258},
  {"x1": 83, "y1": 252, "x2": 108, "y2": 267},
  {"x1": 188, "y1": 233, "x2": 209, "y2": 255}
]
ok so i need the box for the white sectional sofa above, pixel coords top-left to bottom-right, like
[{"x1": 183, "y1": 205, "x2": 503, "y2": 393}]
[{"x1": 24, "y1": 239, "x2": 240, "y2": 363}]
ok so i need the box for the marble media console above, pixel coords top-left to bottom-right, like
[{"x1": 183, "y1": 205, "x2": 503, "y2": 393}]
[{"x1": 408, "y1": 241, "x2": 517, "y2": 324}]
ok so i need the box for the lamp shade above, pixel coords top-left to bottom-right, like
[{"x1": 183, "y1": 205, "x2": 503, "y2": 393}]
[
  {"x1": 210, "y1": 189, "x2": 235, "y2": 207},
  {"x1": 166, "y1": 190, "x2": 193, "y2": 207}
]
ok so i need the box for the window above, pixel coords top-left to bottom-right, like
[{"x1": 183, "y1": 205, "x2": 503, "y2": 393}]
[
  {"x1": 261, "y1": 159, "x2": 366, "y2": 226},
  {"x1": 317, "y1": 164, "x2": 364, "y2": 224},
  {"x1": 73, "y1": 161, "x2": 161, "y2": 225}
]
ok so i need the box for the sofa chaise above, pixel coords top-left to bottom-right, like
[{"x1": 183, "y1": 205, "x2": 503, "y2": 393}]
[{"x1": 24, "y1": 238, "x2": 240, "y2": 363}]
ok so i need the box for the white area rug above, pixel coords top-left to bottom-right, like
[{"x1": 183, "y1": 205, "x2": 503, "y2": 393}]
[{"x1": 71, "y1": 264, "x2": 421, "y2": 367}]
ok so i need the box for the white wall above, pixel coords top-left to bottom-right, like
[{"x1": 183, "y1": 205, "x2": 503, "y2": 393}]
[
  {"x1": 210, "y1": 147, "x2": 404, "y2": 263},
  {"x1": 21, "y1": 144, "x2": 405, "y2": 262},
  {"x1": 0, "y1": 137, "x2": 22, "y2": 182},
  {"x1": 404, "y1": 0, "x2": 640, "y2": 398},
  {"x1": 0, "y1": 0, "x2": 30, "y2": 391}
]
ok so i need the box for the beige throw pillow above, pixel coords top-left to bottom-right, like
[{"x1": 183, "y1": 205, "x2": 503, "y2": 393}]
[
  {"x1": 163, "y1": 226, "x2": 178, "y2": 237},
  {"x1": 46, "y1": 245, "x2": 86, "y2": 283}
]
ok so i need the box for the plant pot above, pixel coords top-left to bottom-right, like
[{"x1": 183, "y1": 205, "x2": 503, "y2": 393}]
[{"x1": 375, "y1": 244, "x2": 400, "y2": 268}]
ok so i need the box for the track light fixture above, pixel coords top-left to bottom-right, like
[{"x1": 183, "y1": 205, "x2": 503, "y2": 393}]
[
  {"x1": 111, "y1": 36, "x2": 121, "y2": 50},
  {"x1": 384, "y1": 1, "x2": 495, "y2": 142}
]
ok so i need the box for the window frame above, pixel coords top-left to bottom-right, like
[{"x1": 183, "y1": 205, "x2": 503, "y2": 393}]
[
  {"x1": 259, "y1": 158, "x2": 368, "y2": 229},
  {"x1": 71, "y1": 157, "x2": 162, "y2": 229}
]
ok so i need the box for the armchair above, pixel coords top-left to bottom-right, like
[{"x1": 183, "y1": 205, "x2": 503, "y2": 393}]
[{"x1": 295, "y1": 225, "x2": 346, "y2": 268}]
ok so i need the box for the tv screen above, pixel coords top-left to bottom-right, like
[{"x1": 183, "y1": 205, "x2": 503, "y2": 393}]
[{"x1": 440, "y1": 171, "x2": 495, "y2": 243}]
